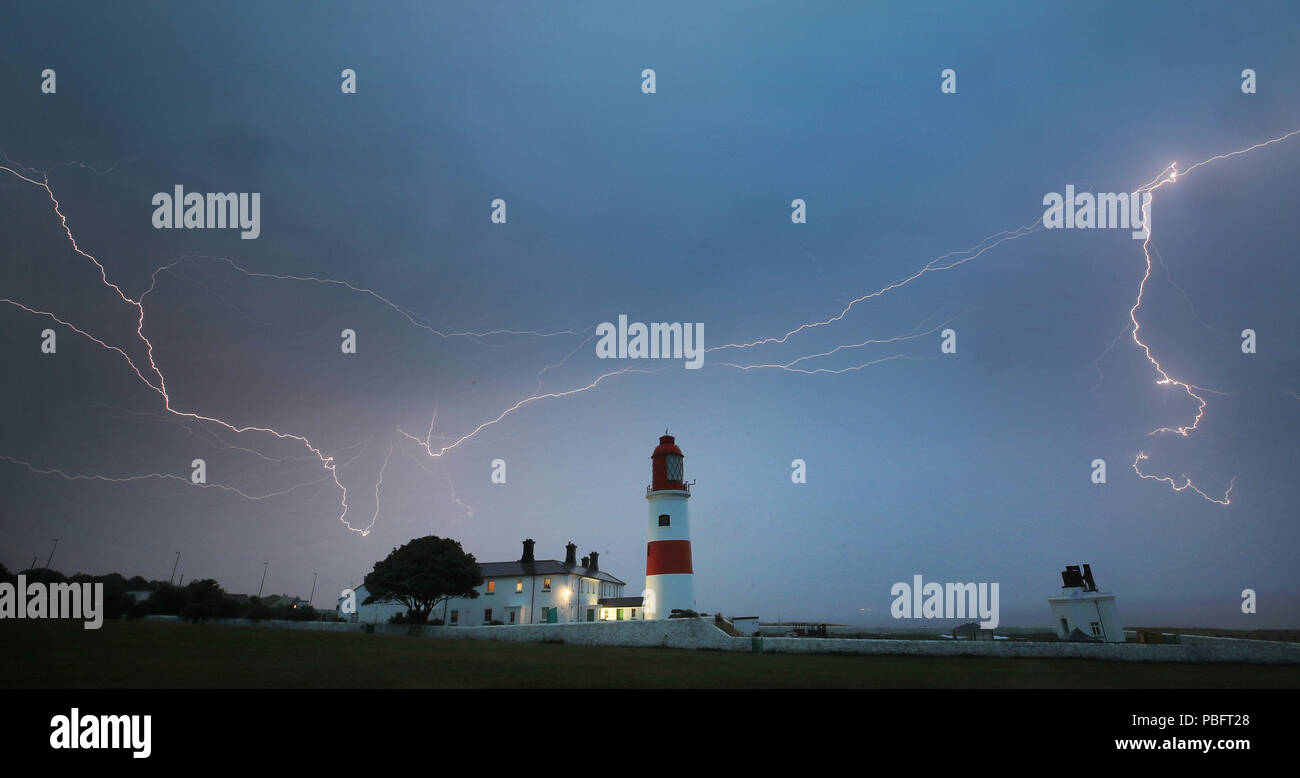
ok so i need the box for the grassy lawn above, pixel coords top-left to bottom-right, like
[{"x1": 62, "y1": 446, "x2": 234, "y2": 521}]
[{"x1": 3, "y1": 619, "x2": 1297, "y2": 688}]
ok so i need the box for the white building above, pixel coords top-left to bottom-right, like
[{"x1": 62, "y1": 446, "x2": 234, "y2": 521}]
[
  {"x1": 339, "y1": 539, "x2": 634, "y2": 625},
  {"x1": 1047, "y1": 564, "x2": 1124, "y2": 643}
]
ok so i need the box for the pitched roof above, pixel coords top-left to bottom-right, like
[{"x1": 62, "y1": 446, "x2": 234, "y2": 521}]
[
  {"x1": 597, "y1": 596, "x2": 644, "y2": 607},
  {"x1": 478, "y1": 559, "x2": 625, "y2": 586}
]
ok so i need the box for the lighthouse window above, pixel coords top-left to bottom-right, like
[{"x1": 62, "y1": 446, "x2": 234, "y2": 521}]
[
  {"x1": 666, "y1": 454, "x2": 683, "y2": 481},
  {"x1": 515, "y1": 580, "x2": 523, "y2": 593},
  {"x1": 659, "y1": 514, "x2": 670, "y2": 527},
  {"x1": 486, "y1": 580, "x2": 495, "y2": 594},
  {"x1": 543, "y1": 577, "x2": 551, "y2": 591}
]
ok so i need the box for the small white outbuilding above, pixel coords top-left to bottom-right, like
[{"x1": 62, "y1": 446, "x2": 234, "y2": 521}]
[{"x1": 1047, "y1": 564, "x2": 1124, "y2": 643}]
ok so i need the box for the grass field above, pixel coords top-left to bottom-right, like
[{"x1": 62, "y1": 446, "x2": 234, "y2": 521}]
[{"x1": 4, "y1": 619, "x2": 1298, "y2": 688}]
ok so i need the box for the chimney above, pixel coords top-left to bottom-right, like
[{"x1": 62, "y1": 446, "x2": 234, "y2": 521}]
[
  {"x1": 580, "y1": 555, "x2": 590, "y2": 568},
  {"x1": 520, "y1": 539, "x2": 535, "y2": 564},
  {"x1": 1081, "y1": 563, "x2": 1097, "y2": 592},
  {"x1": 588, "y1": 551, "x2": 599, "y2": 572},
  {"x1": 564, "y1": 542, "x2": 577, "y2": 567}
]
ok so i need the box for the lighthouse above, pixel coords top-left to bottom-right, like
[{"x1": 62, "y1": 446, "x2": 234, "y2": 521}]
[{"x1": 645, "y1": 433, "x2": 695, "y2": 619}]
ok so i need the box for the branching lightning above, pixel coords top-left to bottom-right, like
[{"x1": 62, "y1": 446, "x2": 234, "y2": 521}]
[
  {"x1": 1120, "y1": 127, "x2": 1300, "y2": 504},
  {"x1": 2, "y1": 122, "x2": 1295, "y2": 532}
]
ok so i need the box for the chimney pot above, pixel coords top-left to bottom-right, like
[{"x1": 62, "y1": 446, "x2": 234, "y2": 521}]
[
  {"x1": 564, "y1": 542, "x2": 577, "y2": 567},
  {"x1": 589, "y1": 551, "x2": 599, "y2": 571},
  {"x1": 520, "y1": 539, "x2": 535, "y2": 564}
]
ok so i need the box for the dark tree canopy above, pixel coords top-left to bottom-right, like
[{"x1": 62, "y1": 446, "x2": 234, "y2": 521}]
[{"x1": 363, "y1": 536, "x2": 483, "y2": 623}]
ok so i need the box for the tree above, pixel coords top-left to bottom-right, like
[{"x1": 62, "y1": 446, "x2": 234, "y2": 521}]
[
  {"x1": 145, "y1": 583, "x2": 188, "y2": 615},
  {"x1": 363, "y1": 536, "x2": 482, "y2": 623},
  {"x1": 19, "y1": 567, "x2": 65, "y2": 585},
  {"x1": 185, "y1": 578, "x2": 225, "y2": 604}
]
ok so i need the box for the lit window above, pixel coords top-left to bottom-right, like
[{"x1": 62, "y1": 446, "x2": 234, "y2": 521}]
[
  {"x1": 486, "y1": 580, "x2": 495, "y2": 594},
  {"x1": 515, "y1": 580, "x2": 523, "y2": 593},
  {"x1": 543, "y1": 578, "x2": 551, "y2": 591},
  {"x1": 659, "y1": 514, "x2": 670, "y2": 527}
]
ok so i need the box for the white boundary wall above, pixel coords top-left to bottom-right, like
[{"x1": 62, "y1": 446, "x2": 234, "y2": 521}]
[{"x1": 144, "y1": 616, "x2": 1300, "y2": 664}]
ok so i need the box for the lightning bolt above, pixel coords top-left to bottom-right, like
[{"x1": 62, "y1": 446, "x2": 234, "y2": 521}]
[
  {"x1": 707, "y1": 222, "x2": 1040, "y2": 353},
  {"x1": 3, "y1": 122, "x2": 1295, "y2": 529},
  {"x1": 1122, "y1": 127, "x2": 1300, "y2": 504}
]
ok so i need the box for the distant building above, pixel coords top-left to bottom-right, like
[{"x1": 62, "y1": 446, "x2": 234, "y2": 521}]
[
  {"x1": 1047, "y1": 564, "x2": 1124, "y2": 643},
  {"x1": 952, "y1": 621, "x2": 994, "y2": 640}
]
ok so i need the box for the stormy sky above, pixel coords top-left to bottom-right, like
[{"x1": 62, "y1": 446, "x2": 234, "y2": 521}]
[{"x1": 2, "y1": 1, "x2": 1297, "y2": 628}]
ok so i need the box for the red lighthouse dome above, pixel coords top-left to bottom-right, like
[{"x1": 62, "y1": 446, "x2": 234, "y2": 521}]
[{"x1": 650, "y1": 434, "x2": 687, "y2": 492}]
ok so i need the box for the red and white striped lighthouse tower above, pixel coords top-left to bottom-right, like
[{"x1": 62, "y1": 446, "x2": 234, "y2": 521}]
[{"x1": 645, "y1": 432, "x2": 695, "y2": 619}]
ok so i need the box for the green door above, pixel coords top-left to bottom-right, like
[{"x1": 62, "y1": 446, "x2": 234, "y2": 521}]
[
  {"x1": 586, "y1": 608, "x2": 595, "y2": 622},
  {"x1": 616, "y1": 608, "x2": 623, "y2": 621},
  {"x1": 546, "y1": 607, "x2": 557, "y2": 624}
]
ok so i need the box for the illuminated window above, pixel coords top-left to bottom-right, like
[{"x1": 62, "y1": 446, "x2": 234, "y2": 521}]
[
  {"x1": 543, "y1": 578, "x2": 551, "y2": 591},
  {"x1": 486, "y1": 580, "x2": 495, "y2": 594},
  {"x1": 515, "y1": 580, "x2": 523, "y2": 593},
  {"x1": 659, "y1": 514, "x2": 670, "y2": 527}
]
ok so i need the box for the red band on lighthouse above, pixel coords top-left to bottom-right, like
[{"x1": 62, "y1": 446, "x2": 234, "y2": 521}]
[{"x1": 646, "y1": 540, "x2": 693, "y2": 575}]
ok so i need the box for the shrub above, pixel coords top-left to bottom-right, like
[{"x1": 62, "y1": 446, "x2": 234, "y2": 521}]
[{"x1": 180, "y1": 602, "x2": 216, "y2": 624}]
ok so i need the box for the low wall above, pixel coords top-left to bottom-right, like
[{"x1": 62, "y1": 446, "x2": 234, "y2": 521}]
[
  {"x1": 145, "y1": 615, "x2": 1300, "y2": 663},
  {"x1": 748, "y1": 635, "x2": 1300, "y2": 664},
  {"x1": 756, "y1": 624, "x2": 1058, "y2": 638}
]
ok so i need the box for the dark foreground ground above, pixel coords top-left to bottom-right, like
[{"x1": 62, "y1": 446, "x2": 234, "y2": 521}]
[{"x1": 4, "y1": 619, "x2": 1298, "y2": 688}]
